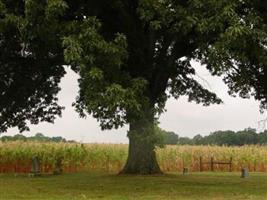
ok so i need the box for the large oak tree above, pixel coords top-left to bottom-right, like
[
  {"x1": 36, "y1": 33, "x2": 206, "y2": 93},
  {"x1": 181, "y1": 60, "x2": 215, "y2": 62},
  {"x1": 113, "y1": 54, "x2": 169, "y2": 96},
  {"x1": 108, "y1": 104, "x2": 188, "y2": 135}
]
[{"x1": 0, "y1": 0, "x2": 266, "y2": 174}]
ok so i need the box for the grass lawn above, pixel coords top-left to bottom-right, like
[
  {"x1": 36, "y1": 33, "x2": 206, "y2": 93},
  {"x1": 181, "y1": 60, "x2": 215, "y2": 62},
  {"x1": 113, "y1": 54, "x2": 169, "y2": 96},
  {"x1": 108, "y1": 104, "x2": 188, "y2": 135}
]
[{"x1": 1, "y1": 172, "x2": 267, "y2": 200}]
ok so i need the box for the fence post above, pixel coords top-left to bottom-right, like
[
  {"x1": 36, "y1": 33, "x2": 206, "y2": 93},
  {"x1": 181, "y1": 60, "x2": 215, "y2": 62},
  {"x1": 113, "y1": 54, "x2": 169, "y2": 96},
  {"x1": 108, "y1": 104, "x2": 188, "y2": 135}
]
[
  {"x1": 229, "y1": 157, "x2": 232, "y2": 172},
  {"x1": 211, "y1": 157, "x2": 214, "y2": 172},
  {"x1": 200, "y1": 156, "x2": 203, "y2": 172}
]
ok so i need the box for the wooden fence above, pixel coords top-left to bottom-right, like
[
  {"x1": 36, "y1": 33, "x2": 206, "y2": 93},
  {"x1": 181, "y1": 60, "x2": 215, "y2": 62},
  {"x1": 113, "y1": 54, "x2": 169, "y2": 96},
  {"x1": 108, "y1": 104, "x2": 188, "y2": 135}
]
[{"x1": 199, "y1": 156, "x2": 233, "y2": 172}]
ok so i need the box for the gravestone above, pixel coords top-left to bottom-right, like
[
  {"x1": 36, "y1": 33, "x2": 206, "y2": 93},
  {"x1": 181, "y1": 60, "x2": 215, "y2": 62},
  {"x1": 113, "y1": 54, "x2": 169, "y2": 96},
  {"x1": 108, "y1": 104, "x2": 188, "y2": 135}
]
[
  {"x1": 29, "y1": 156, "x2": 41, "y2": 177},
  {"x1": 53, "y1": 157, "x2": 63, "y2": 175},
  {"x1": 183, "y1": 167, "x2": 189, "y2": 175},
  {"x1": 241, "y1": 168, "x2": 249, "y2": 178}
]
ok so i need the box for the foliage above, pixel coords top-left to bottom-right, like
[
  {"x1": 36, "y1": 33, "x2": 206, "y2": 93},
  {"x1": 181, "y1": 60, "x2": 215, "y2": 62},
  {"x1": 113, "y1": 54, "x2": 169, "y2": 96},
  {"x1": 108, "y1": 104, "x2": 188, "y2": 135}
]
[
  {"x1": 177, "y1": 129, "x2": 267, "y2": 146},
  {"x1": 2, "y1": 0, "x2": 266, "y2": 132},
  {"x1": 65, "y1": 0, "x2": 231, "y2": 130},
  {"x1": 0, "y1": 133, "x2": 68, "y2": 143},
  {"x1": 0, "y1": 0, "x2": 67, "y2": 132},
  {"x1": 200, "y1": 0, "x2": 267, "y2": 111},
  {"x1": 156, "y1": 127, "x2": 178, "y2": 145}
]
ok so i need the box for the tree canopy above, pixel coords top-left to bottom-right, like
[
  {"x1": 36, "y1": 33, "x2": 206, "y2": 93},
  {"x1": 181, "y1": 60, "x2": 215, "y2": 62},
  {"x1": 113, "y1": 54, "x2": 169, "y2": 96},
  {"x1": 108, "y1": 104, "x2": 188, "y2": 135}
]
[
  {"x1": 1, "y1": 0, "x2": 267, "y2": 174},
  {"x1": 0, "y1": 0, "x2": 67, "y2": 132}
]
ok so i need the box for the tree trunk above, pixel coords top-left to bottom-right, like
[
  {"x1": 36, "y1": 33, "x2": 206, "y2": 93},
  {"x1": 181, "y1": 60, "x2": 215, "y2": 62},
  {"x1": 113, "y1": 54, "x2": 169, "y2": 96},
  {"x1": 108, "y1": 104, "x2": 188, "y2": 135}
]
[{"x1": 120, "y1": 106, "x2": 162, "y2": 174}]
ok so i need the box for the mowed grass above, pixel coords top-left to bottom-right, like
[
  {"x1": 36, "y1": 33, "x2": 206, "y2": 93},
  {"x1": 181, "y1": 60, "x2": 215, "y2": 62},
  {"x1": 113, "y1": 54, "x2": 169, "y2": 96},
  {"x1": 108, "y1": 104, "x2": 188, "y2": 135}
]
[{"x1": 1, "y1": 172, "x2": 267, "y2": 200}]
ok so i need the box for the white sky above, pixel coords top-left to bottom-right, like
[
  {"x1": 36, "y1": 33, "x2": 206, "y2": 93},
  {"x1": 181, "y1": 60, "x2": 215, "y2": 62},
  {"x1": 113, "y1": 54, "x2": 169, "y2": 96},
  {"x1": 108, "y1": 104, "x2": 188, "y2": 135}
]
[{"x1": 3, "y1": 61, "x2": 266, "y2": 143}]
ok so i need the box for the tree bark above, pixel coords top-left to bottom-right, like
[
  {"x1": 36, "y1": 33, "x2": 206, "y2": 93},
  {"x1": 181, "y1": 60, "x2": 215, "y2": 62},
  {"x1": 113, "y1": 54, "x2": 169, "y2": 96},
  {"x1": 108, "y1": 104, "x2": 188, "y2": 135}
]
[{"x1": 120, "y1": 106, "x2": 162, "y2": 174}]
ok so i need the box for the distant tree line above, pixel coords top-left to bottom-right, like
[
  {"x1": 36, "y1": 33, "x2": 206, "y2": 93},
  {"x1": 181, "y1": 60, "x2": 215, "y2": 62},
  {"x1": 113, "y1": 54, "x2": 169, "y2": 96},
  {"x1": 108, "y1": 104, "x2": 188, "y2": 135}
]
[
  {"x1": 157, "y1": 127, "x2": 267, "y2": 146},
  {"x1": 2, "y1": 128, "x2": 267, "y2": 146},
  {"x1": 0, "y1": 133, "x2": 74, "y2": 143},
  {"x1": 178, "y1": 128, "x2": 267, "y2": 146}
]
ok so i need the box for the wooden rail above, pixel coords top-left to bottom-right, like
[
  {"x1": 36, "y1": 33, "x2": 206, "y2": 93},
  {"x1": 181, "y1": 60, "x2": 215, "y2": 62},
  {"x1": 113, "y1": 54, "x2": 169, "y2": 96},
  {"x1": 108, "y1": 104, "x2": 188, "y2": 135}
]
[{"x1": 200, "y1": 156, "x2": 232, "y2": 172}]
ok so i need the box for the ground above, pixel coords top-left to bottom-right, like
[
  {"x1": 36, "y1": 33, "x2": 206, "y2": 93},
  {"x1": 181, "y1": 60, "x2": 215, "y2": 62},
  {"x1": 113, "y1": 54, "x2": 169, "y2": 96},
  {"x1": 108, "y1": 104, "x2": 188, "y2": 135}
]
[{"x1": 1, "y1": 172, "x2": 267, "y2": 200}]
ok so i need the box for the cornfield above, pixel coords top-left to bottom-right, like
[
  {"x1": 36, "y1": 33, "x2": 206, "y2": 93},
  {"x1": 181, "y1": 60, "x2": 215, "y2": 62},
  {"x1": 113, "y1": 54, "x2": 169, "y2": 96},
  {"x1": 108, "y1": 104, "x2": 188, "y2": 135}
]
[{"x1": 0, "y1": 142, "x2": 267, "y2": 173}]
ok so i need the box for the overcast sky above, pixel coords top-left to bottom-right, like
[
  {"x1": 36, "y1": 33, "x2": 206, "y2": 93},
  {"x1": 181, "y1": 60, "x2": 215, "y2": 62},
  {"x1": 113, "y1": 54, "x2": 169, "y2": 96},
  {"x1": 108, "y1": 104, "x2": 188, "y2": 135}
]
[{"x1": 4, "y1": 61, "x2": 266, "y2": 143}]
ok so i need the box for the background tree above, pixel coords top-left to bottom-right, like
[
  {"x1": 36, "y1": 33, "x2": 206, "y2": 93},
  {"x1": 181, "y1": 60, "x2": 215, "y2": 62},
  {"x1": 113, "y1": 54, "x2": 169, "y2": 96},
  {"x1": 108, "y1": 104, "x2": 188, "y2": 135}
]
[
  {"x1": 192, "y1": 135, "x2": 203, "y2": 145},
  {"x1": 258, "y1": 130, "x2": 267, "y2": 145},
  {"x1": 155, "y1": 127, "x2": 179, "y2": 145},
  {"x1": 1, "y1": 0, "x2": 267, "y2": 174},
  {"x1": 162, "y1": 131, "x2": 179, "y2": 145},
  {"x1": 177, "y1": 137, "x2": 194, "y2": 145}
]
